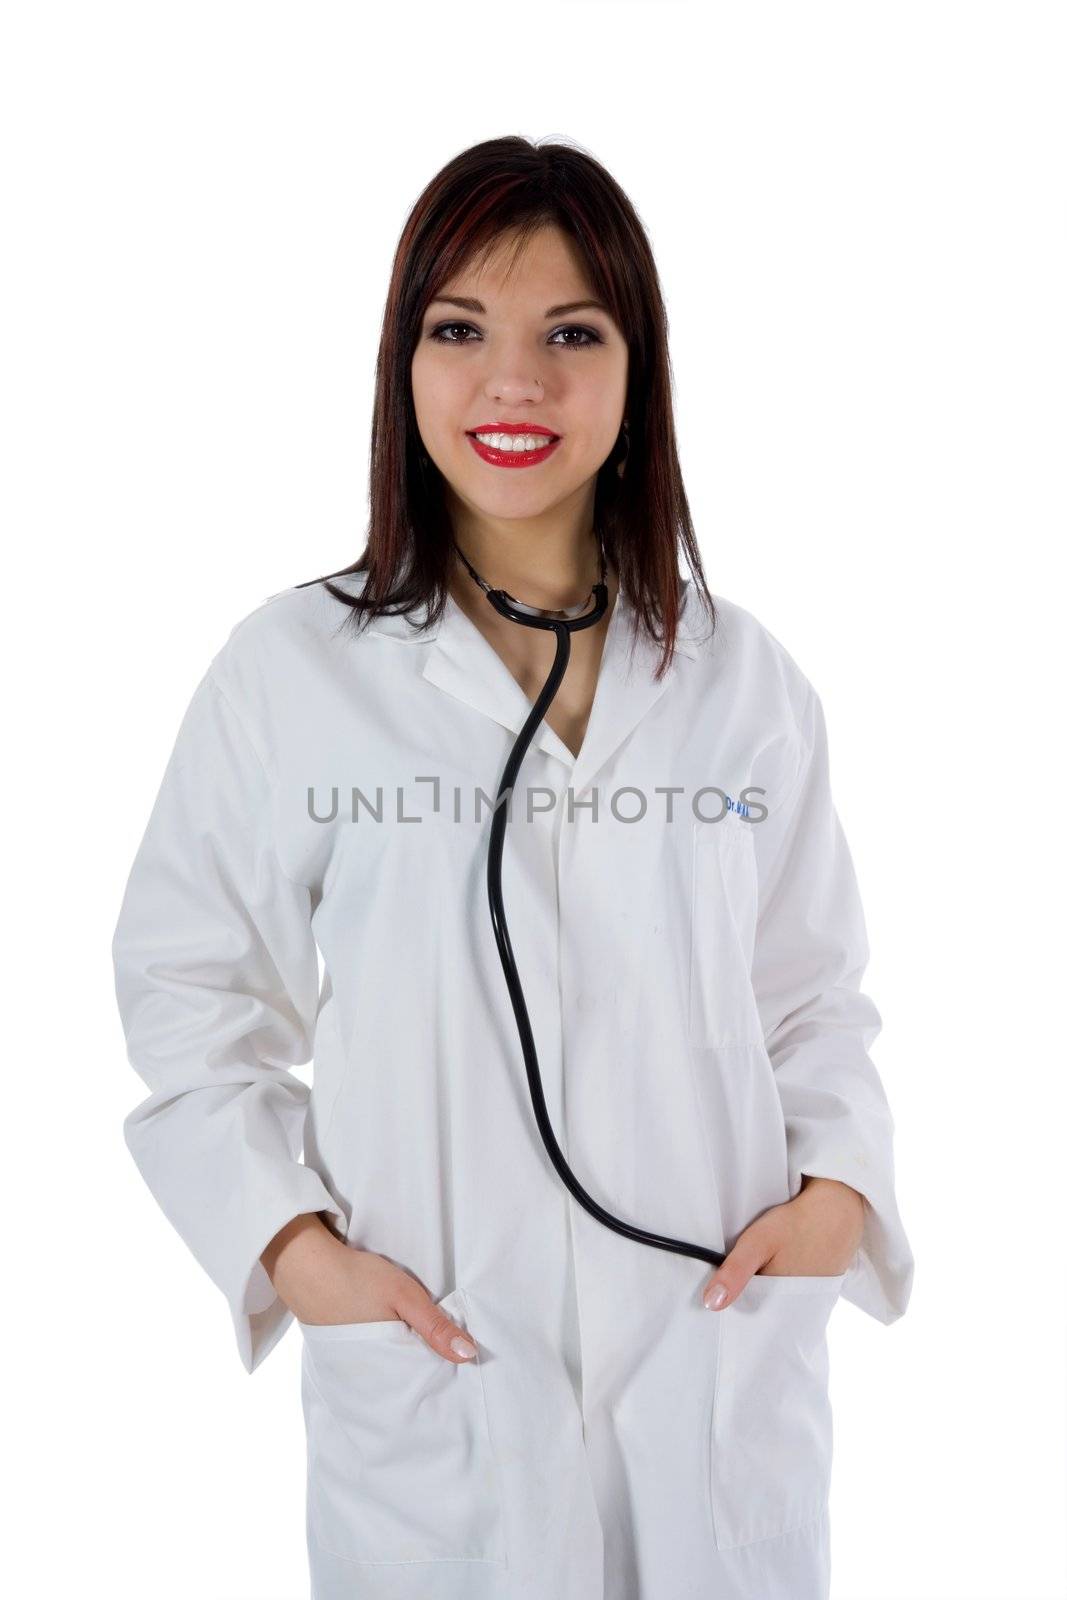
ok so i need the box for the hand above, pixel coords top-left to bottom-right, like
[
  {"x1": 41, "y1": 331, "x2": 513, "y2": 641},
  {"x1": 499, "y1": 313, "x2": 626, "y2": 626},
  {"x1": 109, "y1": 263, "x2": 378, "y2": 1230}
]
[
  {"x1": 260, "y1": 1213, "x2": 479, "y2": 1364},
  {"x1": 701, "y1": 1176, "x2": 866, "y2": 1311}
]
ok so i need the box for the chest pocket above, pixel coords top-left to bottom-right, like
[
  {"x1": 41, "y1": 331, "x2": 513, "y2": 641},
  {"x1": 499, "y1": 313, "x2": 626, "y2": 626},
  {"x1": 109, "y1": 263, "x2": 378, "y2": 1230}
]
[{"x1": 688, "y1": 814, "x2": 763, "y2": 1047}]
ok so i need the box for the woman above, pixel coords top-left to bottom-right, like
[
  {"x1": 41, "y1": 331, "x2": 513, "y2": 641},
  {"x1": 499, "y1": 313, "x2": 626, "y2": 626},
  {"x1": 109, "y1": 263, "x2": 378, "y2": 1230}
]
[{"x1": 112, "y1": 136, "x2": 914, "y2": 1600}]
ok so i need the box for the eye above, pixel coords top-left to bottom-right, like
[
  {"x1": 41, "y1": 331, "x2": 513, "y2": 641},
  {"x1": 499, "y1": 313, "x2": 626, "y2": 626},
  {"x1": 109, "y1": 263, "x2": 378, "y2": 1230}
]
[
  {"x1": 547, "y1": 325, "x2": 603, "y2": 349},
  {"x1": 428, "y1": 321, "x2": 480, "y2": 344},
  {"x1": 426, "y1": 321, "x2": 604, "y2": 349}
]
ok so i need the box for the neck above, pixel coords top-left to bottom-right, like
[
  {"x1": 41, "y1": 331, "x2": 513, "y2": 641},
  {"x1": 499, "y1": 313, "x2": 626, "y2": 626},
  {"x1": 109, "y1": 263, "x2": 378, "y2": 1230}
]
[{"x1": 448, "y1": 525, "x2": 605, "y2": 615}]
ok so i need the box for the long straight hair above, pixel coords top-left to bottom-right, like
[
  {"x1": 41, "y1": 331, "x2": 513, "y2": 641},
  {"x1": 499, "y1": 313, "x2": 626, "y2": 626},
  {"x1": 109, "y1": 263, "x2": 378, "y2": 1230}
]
[{"x1": 299, "y1": 135, "x2": 715, "y2": 678}]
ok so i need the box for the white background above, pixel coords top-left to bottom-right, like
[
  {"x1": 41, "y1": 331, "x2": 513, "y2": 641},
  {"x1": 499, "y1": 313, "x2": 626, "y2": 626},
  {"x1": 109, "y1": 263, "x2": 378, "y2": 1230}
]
[{"x1": 3, "y1": 3, "x2": 1064, "y2": 1596}]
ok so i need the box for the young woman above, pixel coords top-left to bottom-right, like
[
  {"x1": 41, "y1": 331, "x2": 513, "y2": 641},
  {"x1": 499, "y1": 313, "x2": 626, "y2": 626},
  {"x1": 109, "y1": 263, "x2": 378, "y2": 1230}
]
[{"x1": 112, "y1": 136, "x2": 914, "y2": 1600}]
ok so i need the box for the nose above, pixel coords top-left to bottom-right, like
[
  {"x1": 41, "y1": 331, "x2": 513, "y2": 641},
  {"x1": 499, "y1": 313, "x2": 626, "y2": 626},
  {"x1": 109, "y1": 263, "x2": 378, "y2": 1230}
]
[{"x1": 486, "y1": 368, "x2": 545, "y2": 405}]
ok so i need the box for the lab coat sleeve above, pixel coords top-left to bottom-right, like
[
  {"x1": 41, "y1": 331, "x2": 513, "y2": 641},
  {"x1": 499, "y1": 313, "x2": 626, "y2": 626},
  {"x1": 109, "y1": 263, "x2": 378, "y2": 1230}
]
[
  {"x1": 111, "y1": 662, "x2": 347, "y2": 1374},
  {"x1": 751, "y1": 681, "x2": 914, "y2": 1324}
]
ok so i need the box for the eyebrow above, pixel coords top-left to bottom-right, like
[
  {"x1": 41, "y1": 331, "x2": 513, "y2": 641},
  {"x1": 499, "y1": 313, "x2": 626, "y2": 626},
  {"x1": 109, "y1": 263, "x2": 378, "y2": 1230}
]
[{"x1": 427, "y1": 295, "x2": 610, "y2": 318}]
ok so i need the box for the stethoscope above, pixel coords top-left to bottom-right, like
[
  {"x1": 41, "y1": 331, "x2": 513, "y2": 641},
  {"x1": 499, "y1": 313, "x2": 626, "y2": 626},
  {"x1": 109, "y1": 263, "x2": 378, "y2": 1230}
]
[{"x1": 452, "y1": 534, "x2": 726, "y2": 1271}]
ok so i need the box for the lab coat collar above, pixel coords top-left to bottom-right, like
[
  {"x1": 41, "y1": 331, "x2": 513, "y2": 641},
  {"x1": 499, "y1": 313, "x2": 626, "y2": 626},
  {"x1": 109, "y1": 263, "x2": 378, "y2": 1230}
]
[{"x1": 361, "y1": 571, "x2": 708, "y2": 791}]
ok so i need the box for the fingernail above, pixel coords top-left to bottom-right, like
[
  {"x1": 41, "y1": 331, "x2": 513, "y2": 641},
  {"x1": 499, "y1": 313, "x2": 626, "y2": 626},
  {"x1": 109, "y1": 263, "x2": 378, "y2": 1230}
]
[
  {"x1": 703, "y1": 1283, "x2": 729, "y2": 1310},
  {"x1": 451, "y1": 1334, "x2": 477, "y2": 1359}
]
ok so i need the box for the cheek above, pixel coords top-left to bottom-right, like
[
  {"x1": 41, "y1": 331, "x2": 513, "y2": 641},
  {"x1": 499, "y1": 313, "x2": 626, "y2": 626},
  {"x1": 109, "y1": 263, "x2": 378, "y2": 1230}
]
[
  {"x1": 563, "y1": 423, "x2": 622, "y2": 476},
  {"x1": 567, "y1": 371, "x2": 628, "y2": 454},
  {"x1": 410, "y1": 353, "x2": 464, "y2": 436}
]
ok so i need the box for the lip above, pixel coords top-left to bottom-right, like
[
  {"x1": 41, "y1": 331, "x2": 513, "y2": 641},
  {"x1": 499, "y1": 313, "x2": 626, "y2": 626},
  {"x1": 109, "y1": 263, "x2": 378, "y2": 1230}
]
[
  {"x1": 467, "y1": 423, "x2": 560, "y2": 438},
  {"x1": 466, "y1": 431, "x2": 562, "y2": 469}
]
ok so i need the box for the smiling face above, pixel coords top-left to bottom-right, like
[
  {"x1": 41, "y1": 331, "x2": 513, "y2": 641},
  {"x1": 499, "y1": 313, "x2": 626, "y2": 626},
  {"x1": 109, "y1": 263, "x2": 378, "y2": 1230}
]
[{"x1": 410, "y1": 224, "x2": 629, "y2": 539}]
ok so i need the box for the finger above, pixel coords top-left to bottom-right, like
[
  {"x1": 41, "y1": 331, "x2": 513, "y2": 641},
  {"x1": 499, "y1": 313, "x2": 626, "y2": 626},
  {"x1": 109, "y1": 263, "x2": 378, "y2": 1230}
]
[
  {"x1": 702, "y1": 1233, "x2": 777, "y2": 1311},
  {"x1": 398, "y1": 1292, "x2": 479, "y2": 1364}
]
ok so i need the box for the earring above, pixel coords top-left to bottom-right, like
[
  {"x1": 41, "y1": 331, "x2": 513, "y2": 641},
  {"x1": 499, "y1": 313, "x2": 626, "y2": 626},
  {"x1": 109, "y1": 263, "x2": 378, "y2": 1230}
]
[{"x1": 616, "y1": 418, "x2": 630, "y2": 480}]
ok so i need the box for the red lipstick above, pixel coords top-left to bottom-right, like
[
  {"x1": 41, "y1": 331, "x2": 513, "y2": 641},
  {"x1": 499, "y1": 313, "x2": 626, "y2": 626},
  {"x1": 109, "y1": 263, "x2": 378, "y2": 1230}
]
[{"x1": 466, "y1": 423, "x2": 562, "y2": 470}]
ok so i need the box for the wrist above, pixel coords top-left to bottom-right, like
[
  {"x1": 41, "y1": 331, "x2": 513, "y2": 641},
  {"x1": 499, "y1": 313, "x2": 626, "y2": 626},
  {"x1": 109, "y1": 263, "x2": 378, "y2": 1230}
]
[
  {"x1": 799, "y1": 1174, "x2": 864, "y2": 1207},
  {"x1": 260, "y1": 1212, "x2": 347, "y2": 1306},
  {"x1": 795, "y1": 1175, "x2": 866, "y2": 1257}
]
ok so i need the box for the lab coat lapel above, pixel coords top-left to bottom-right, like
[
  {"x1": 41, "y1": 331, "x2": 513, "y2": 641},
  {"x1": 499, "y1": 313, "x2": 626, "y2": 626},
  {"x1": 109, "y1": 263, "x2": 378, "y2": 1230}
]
[
  {"x1": 567, "y1": 583, "x2": 700, "y2": 798},
  {"x1": 367, "y1": 574, "x2": 705, "y2": 786},
  {"x1": 419, "y1": 592, "x2": 579, "y2": 771}
]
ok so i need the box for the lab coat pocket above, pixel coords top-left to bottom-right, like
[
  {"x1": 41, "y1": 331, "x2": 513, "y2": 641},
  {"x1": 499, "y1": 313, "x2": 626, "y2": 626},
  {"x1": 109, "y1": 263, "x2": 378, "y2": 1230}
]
[
  {"x1": 710, "y1": 1271, "x2": 845, "y2": 1550},
  {"x1": 298, "y1": 1286, "x2": 508, "y2": 1567},
  {"x1": 689, "y1": 815, "x2": 762, "y2": 1047}
]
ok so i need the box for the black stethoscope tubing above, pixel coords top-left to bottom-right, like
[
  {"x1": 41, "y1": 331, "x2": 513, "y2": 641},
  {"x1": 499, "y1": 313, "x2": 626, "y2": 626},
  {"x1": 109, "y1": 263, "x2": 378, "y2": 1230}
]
[{"x1": 453, "y1": 535, "x2": 726, "y2": 1270}]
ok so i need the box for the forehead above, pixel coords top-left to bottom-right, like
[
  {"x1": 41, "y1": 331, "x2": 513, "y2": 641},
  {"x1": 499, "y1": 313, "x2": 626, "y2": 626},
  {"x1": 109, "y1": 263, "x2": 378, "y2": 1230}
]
[{"x1": 438, "y1": 225, "x2": 594, "y2": 305}]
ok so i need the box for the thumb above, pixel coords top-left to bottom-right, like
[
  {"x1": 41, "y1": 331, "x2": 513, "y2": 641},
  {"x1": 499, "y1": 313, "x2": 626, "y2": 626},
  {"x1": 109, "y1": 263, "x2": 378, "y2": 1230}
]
[
  {"x1": 702, "y1": 1229, "x2": 775, "y2": 1311},
  {"x1": 399, "y1": 1286, "x2": 480, "y2": 1364}
]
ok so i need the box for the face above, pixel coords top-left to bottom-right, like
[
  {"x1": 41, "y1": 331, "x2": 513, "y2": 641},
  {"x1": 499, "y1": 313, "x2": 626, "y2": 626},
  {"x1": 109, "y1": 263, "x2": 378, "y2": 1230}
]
[{"x1": 410, "y1": 225, "x2": 629, "y2": 538}]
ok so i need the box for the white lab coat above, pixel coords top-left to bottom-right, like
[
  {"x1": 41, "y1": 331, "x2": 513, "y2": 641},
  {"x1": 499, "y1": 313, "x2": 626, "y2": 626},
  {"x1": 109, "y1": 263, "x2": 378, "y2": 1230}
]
[{"x1": 112, "y1": 569, "x2": 914, "y2": 1600}]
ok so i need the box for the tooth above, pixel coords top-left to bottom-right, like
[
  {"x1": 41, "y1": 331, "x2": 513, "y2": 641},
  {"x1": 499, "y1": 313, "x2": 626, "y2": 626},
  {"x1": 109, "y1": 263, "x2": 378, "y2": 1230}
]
[{"x1": 476, "y1": 433, "x2": 548, "y2": 449}]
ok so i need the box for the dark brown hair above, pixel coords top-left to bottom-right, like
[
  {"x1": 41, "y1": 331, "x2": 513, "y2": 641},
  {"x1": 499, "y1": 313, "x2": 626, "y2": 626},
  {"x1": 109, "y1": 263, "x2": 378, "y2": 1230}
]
[{"x1": 299, "y1": 134, "x2": 715, "y2": 678}]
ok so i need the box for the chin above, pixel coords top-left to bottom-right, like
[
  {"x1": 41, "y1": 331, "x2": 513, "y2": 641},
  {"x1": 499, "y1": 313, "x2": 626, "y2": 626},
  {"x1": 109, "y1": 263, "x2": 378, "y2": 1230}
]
[{"x1": 457, "y1": 483, "x2": 559, "y2": 519}]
